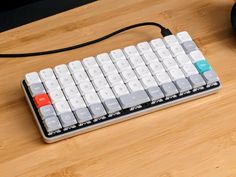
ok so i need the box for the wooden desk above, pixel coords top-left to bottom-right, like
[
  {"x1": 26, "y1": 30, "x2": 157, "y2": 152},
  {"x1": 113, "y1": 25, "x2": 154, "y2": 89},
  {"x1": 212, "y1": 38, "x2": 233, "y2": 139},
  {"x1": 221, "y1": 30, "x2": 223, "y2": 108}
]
[{"x1": 1, "y1": 0, "x2": 236, "y2": 176}]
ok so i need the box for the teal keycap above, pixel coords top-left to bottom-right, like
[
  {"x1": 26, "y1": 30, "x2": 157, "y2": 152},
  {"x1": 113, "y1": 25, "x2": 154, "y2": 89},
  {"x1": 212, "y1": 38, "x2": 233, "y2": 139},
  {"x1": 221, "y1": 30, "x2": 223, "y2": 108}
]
[{"x1": 194, "y1": 60, "x2": 212, "y2": 73}]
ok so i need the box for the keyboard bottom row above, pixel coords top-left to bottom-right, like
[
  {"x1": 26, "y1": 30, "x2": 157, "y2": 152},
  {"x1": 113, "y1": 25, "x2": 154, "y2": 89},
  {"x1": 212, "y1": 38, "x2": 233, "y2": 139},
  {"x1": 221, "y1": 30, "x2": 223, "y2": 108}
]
[{"x1": 22, "y1": 80, "x2": 221, "y2": 143}]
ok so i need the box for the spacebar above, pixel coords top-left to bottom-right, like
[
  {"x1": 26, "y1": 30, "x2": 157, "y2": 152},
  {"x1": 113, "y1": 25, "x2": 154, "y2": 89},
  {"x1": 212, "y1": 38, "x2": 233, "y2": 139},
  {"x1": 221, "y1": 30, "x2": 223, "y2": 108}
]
[{"x1": 118, "y1": 90, "x2": 150, "y2": 109}]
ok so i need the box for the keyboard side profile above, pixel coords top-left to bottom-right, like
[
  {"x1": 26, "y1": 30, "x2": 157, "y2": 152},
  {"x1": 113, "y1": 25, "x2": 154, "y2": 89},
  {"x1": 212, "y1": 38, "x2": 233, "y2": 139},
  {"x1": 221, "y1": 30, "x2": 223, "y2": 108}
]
[{"x1": 21, "y1": 31, "x2": 221, "y2": 143}]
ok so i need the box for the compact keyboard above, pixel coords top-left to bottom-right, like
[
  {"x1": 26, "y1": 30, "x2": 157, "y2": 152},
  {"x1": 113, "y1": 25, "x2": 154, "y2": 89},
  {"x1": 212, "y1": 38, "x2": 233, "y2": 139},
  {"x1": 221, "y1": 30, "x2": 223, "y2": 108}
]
[{"x1": 21, "y1": 31, "x2": 221, "y2": 143}]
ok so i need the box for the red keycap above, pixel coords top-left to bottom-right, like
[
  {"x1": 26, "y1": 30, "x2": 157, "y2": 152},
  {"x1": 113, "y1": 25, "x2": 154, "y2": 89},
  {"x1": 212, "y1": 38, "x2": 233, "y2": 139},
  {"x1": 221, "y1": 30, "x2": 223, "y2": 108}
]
[{"x1": 34, "y1": 94, "x2": 51, "y2": 108}]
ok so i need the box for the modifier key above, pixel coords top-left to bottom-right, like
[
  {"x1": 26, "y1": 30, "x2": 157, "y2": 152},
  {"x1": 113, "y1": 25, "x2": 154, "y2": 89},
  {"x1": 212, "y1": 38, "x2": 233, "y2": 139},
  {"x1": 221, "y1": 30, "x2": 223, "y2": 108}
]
[
  {"x1": 146, "y1": 86, "x2": 164, "y2": 101},
  {"x1": 118, "y1": 90, "x2": 150, "y2": 109},
  {"x1": 203, "y1": 70, "x2": 219, "y2": 84},
  {"x1": 160, "y1": 82, "x2": 178, "y2": 97},
  {"x1": 44, "y1": 116, "x2": 62, "y2": 132},
  {"x1": 89, "y1": 103, "x2": 107, "y2": 119},
  {"x1": 74, "y1": 107, "x2": 92, "y2": 123},
  {"x1": 103, "y1": 99, "x2": 121, "y2": 114}
]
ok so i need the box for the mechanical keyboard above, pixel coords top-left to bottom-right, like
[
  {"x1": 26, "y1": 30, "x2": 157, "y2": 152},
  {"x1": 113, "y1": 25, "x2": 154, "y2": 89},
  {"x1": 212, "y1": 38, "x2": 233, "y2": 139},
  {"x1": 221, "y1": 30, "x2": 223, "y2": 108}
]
[{"x1": 21, "y1": 31, "x2": 221, "y2": 143}]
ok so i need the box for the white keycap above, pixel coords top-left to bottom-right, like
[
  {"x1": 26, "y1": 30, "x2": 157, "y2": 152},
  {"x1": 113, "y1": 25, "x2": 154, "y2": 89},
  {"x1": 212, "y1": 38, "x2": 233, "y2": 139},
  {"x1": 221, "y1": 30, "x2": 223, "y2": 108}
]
[
  {"x1": 107, "y1": 73, "x2": 123, "y2": 87},
  {"x1": 69, "y1": 96, "x2": 86, "y2": 111},
  {"x1": 82, "y1": 57, "x2": 98, "y2": 70},
  {"x1": 168, "y1": 68, "x2": 185, "y2": 81},
  {"x1": 181, "y1": 63, "x2": 199, "y2": 77},
  {"x1": 121, "y1": 69, "x2": 137, "y2": 83},
  {"x1": 169, "y1": 44, "x2": 185, "y2": 57},
  {"x1": 127, "y1": 79, "x2": 144, "y2": 92},
  {"x1": 92, "y1": 76, "x2": 109, "y2": 91},
  {"x1": 123, "y1": 45, "x2": 139, "y2": 57},
  {"x1": 112, "y1": 83, "x2": 129, "y2": 97},
  {"x1": 141, "y1": 75, "x2": 158, "y2": 89},
  {"x1": 163, "y1": 35, "x2": 179, "y2": 47},
  {"x1": 142, "y1": 51, "x2": 159, "y2": 64},
  {"x1": 136, "y1": 41, "x2": 153, "y2": 54},
  {"x1": 63, "y1": 85, "x2": 80, "y2": 99},
  {"x1": 156, "y1": 48, "x2": 172, "y2": 60},
  {"x1": 84, "y1": 92, "x2": 101, "y2": 106},
  {"x1": 25, "y1": 72, "x2": 41, "y2": 86},
  {"x1": 135, "y1": 65, "x2": 152, "y2": 79},
  {"x1": 87, "y1": 66, "x2": 103, "y2": 80},
  {"x1": 54, "y1": 64, "x2": 70, "y2": 77},
  {"x1": 110, "y1": 49, "x2": 126, "y2": 62},
  {"x1": 148, "y1": 61, "x2": 165, "y2": 75},
  {"x1": 175, "y1": 54, "x2": 192, "y2": 67},
  {"x1": 49, "y1": 89, "x2": 66, "y2": 103},
  {"x1": 150, "y1": 38, "x2": 166, "y2": 51},
  {"x1": 96, "y1": 53, "x2": 112, "y2": 66},
  {"x1": 176, "y1": 31, "x2": 192, "y2": 43},
  {"x1": 189, "y1": 50, "x2": 205, "y2": 63},
  {"x1": 44, "y1": 79, "x2": 61, "y2": 91},
  {"x1": 154, "y1": 72, "x2": 171, "y2": 85},
  {"x1": 54, "y1": 101, "x2": 71, "y2": 115},
  {"x1": 128, "y1": 55, "x2": 145, "y2": 68},
  {"x1": 39, "y1": 68, "x2": 56, "y2": 82},
  {"x1": 78, "y1": 81, "x2": 95, "y2": 95},
  {"x1": 115, "y1": 59, "x2": 132, "y2": 72},
  {"x1": 72, "y1": 70, "x2": 89, "y2": 84},
  {"x1": 98, "y1": 87, "x2": 116, "y2": 101},
  {"x1": 162, "y1": 58, "x2": 178, "y2": 70},
  {"x1": 68, "y1": 61, "x2": 84, "y2": 73},
  {"x1": 58, "y1": 75, "x2": 75, "y2": 88},
  {"x1": 101, "y1": 62, "x2": 118, "y2": 76}
]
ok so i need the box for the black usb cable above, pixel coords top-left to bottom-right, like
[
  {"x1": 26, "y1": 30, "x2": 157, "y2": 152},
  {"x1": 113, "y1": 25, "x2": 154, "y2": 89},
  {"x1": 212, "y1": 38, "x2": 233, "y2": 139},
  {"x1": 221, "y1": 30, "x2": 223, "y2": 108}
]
[{"x1": 0, "y1": 22, "x2": 172, "y2": 58}]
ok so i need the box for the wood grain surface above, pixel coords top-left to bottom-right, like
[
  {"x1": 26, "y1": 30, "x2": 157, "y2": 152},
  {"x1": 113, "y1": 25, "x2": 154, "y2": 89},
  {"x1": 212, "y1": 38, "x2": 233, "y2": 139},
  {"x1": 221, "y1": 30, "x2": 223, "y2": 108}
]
[{"x1": 1, "y1": 0, "x2": 236, "y2": 176}]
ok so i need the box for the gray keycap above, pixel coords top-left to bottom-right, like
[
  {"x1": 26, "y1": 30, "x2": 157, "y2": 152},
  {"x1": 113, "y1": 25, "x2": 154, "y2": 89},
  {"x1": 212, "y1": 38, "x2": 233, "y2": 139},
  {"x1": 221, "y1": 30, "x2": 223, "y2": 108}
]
[
  {"x1": 188, "y1": 74, "x2": 206, "y2": 88},
  {"x1": 89, "y1": 103, "x2": 107, "y2": 118},
  {"x1": 160, "y1": 82, "x2": 178, "y2": 97},
  {"x1": 59, "y1": 112, "x2": 77, "y2": 128},
  {"x1": 74, "y1": 107, "x2": 93, "y2": 123},
  {"x1": 182, "y1": 41, "x2": 198, "y2": 54},
  {"x1": 103, "y1": 99, "x2": 121, "y2": 114},
  {"x1": 118, "y1": 90, "x2": 150, "y2": 109},
  {"x1": 39, "y1": 105, "x2": 56, "y2": 119},
  {"x1": 175, "y1": 78, "x2": 192, "y2": 93},
  {"x1": 146, "y1": 86, "x2": 164, "y2": 101},
  {"x1": 203, "y1": 70, "x2": 219, "y2": 84},
  {"x1": 44, "y1": 116, "x2": 62, "y2": 132},
  {"x1": 29, "y1": 83, "x2": 46, "y2": 97}
]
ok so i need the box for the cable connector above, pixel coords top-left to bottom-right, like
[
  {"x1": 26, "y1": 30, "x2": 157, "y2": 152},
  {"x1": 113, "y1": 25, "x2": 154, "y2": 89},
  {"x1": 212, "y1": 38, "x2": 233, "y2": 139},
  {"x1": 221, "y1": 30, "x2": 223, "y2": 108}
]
[{"x1": 161, "y1": 28, "x2": 173, "y2": 37}]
